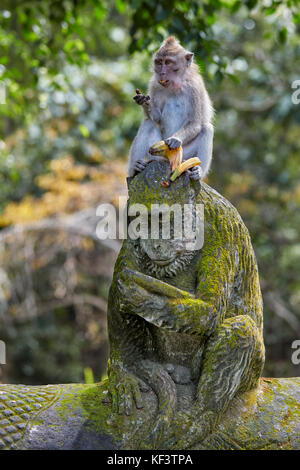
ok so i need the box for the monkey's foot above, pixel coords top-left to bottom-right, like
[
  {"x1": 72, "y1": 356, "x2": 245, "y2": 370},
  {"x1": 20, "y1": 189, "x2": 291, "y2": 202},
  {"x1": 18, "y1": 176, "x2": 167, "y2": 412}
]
[{"x1": 187, "y1": 166, "x2": 202, "y2": 180}]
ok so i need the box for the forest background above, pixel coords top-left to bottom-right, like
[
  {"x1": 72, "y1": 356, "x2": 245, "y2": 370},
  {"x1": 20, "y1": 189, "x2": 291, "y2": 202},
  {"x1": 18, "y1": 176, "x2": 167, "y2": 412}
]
[{"x1": 0, "y1": 0, "x2": 299, "y2": 385}]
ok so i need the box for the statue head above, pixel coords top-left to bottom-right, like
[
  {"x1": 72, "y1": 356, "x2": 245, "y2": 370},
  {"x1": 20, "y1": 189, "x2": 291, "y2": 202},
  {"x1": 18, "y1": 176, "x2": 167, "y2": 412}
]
[{"x1": 127, "y1": 160, "x2": 202, "y2": 278}]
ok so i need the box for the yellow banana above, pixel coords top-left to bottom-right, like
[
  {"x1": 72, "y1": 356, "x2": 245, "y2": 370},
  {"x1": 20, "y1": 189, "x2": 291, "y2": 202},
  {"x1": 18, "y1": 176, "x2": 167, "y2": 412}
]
[
  {"x1": 149, "y1": 140, "x2": 169, "y2": 156},
  {"x1": 149, "y1": 141, "x2": 182, "y2": 171},
  {"x1": 149, "y1": 141, "x2": 200, "y2": 182},
  {"x1": 170, "y1": 157, "x2": 201, "y2": 181}
]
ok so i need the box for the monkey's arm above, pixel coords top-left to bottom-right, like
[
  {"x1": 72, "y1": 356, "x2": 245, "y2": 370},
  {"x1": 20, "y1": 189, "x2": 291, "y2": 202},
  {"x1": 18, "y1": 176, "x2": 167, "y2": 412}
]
[
  {"x1": 172, "y1": 121, "x2": 202, "y2": 147},
  {"x1": 142, "y1": 101, "x2": 161, "y2": 123},
  {"x1": 141, "y1": 102, "x2": 161, "y2": 123},
  {"x1": 170, "y1": 88, "x2": 205, "y2": 147},
  {"x1": 117, "y1": 267, "x2": 228, "y2": 338},
  {"x1": 133, "y1": 89, "x2": 162, "y2": 122}
]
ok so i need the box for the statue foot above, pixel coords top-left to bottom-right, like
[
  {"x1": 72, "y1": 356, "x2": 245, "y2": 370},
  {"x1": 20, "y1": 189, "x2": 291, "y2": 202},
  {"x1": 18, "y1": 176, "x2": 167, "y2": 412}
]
[{"x1": 163, "y1": 409, "x2": 216, "y2": 450}]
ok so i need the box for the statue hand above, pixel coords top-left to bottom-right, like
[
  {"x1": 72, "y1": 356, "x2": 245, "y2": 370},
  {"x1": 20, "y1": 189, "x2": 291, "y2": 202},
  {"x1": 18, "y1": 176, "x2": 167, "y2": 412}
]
[
  {"x1": 116, "y1": 270, "x2": 164, "y2": 313},
  {"x1": 116, "y1": 268, "x2": 199, "y2": 332},
  {"x1": 107, "y1": 360, "x2": 149, "y2": 415},
  {"x1": 120, "y1": 268, "x2": 194, "y2": 300}
]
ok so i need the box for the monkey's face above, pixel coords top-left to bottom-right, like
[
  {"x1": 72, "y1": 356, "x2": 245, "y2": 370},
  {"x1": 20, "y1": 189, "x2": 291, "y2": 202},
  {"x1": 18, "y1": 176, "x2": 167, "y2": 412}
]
[
  {"x1": 154, "y1": 54, "x2": 185, "y2": 90},
  {"x1": 154, "y1": 52, "x2": 194, "y2": 90}
]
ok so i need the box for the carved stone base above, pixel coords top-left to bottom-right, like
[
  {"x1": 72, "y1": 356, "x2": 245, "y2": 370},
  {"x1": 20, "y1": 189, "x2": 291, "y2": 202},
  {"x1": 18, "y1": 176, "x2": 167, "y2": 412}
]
[{"x1": 0, "y1": 377, "x2": 299, "y2": 450}]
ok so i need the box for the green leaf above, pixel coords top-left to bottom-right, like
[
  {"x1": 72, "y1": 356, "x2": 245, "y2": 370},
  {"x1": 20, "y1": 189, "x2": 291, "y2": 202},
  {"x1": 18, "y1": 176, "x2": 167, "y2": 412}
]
[
  {"x1": 116, "y1": 0, "x2": 127, "y2": 13},
  {"x1": 246, "y1": 0, "x2": 258, "y2": 9},
  {"x1": 79, "y1": 124, "x2": 90, "y2": 138},
  {"x1": 278, "y1": 27, "x2": 288, "y2": 44},
  {"x1": 94, "y1": 3, "x2": 108, "y2": 20}
]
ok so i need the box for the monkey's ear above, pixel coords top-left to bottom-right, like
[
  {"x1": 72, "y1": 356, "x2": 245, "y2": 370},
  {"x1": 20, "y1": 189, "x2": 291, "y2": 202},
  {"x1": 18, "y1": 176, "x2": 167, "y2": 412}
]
[{"x1": 185, "y1": 52, "x2": 194, "y2": 66}]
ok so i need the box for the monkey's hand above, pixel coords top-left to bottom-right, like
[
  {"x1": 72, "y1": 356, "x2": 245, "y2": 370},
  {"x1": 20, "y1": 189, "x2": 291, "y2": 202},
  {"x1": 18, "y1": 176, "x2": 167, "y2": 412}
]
[
  {"x1": 133, "y1": 89, "x2": 150, "y2": 106},
  {"x1": 187, "y1": 165, "x2": 202, "y2": 181},
  {"x1": 165, "y1": 136, "x2": 182, "y2": 150},
  {"x1": 107, "y1": 359, "x2": 149, "y2": 415}
]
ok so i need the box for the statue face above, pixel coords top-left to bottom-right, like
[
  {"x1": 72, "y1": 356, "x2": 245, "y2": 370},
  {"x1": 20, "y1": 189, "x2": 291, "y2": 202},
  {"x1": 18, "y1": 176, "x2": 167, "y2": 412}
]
[
  {"x1": 137, "y1": 236, "x2": 196, "y2": 279},
  {"x1": 140, "y1": 238, "x2": 186, "y2": 266}
]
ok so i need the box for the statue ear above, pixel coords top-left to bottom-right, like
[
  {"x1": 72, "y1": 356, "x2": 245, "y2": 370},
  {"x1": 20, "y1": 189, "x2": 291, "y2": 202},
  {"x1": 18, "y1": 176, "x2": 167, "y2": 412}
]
[{"x1": 185, "y1": 52, "x2": 194, "y2": 66}]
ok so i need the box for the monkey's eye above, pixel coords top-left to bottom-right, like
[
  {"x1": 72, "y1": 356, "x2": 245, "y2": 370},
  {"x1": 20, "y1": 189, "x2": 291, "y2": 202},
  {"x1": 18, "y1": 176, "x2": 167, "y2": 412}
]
[{"x1": 173, "y1": 68, "x2": 179, "y2": 72}]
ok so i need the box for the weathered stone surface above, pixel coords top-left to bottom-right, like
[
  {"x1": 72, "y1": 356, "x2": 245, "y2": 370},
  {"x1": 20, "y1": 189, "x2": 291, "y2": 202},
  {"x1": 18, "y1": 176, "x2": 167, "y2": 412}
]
[
  {"x1": 0, "y1": 378, "x2": 299, "y2": 449},
  {"x1": 106, "y1": 160, "x2": 267, "y2": 448}
]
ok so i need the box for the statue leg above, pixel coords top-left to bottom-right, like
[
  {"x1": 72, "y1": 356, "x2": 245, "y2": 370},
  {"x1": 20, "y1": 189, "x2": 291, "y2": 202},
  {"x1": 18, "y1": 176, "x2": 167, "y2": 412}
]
[
  {"x1": 197, "y1": 315, "x2": 265, "y2": 408},
  {"x1": 171, "y1": 315, "x2": 265, "y2": 449},
  {"x1": 196, "y1": 315, "x2": 264, "y2": 436}
]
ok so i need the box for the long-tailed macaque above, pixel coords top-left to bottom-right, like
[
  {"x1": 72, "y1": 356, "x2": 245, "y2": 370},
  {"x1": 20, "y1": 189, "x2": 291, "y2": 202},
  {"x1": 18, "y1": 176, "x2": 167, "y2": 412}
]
[{"x1": 128, "y1": 36, "x2": 214, "y2": 180}]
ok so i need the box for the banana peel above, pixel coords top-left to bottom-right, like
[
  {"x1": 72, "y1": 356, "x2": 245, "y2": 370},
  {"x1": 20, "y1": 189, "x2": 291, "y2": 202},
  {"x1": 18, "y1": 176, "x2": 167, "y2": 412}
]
[
  {"x1": 149, "y1": 140, "x2": 201, "y2": 182},
  {"x1": 170, "y1": 157, "x2": 201, "y2": 181},
  {"x1": 149, "y1": 140, "x2": 182, "y2": 171}
]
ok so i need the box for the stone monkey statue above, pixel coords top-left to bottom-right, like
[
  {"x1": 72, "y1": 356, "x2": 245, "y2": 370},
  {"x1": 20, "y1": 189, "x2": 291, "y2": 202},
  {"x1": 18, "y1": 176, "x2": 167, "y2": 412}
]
[
  {"x1": 107, "y1": 160, "x2": 265, "y2": 449},
  {"x1": 128, "y1": 37, "x2": 214, "y2": 181}
]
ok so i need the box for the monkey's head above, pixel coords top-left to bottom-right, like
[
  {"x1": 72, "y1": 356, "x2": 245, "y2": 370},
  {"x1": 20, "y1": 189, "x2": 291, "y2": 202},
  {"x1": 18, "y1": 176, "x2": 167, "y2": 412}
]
[{"x1": 153, "y1": 36, "x2": 194, "y2": 91}]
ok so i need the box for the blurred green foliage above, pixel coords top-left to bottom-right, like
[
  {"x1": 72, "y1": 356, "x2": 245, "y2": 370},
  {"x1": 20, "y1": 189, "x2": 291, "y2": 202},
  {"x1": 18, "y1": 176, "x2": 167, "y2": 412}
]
[{"x1": 0, "y1": 0, "x2": 299, "y2": 383}]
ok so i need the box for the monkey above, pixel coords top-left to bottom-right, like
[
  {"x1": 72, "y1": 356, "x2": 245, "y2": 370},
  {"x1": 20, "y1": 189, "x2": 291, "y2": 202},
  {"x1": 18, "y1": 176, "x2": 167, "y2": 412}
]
[{"x1": 128, "y1": 36, "x2": 214, "y2": 181}]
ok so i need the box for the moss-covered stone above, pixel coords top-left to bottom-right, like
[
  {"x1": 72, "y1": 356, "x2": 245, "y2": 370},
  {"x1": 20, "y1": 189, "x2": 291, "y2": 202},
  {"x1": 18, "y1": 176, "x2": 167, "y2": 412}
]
[
  {"x1": 0, "y1": 378, "x2": 299, "y2": 449},
  {"x1": 107, "y1": 161, "x2": 267, "y2": 448}
]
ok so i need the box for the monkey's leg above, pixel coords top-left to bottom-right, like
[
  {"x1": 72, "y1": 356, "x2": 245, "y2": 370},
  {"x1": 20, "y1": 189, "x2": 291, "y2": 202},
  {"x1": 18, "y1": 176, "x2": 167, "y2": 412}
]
[
  {"x1": 128, "y1": 119, "x2": 162, "y2": 176},
  {"x1": 171, "y1": 315, "x2": 265, "y2": 448},
  {"x1": 183, "y1": 123, "x2": 214, "y2": 179}
]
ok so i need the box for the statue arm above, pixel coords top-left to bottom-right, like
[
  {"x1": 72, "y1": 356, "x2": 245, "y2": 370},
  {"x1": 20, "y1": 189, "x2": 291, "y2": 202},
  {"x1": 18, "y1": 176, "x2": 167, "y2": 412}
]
[
  {"x1": 108, "y1": 274, "x2": 179, "y2": 427},
  {"x1": 117, "y1": 267, "x2": 229, "y2": 338}
]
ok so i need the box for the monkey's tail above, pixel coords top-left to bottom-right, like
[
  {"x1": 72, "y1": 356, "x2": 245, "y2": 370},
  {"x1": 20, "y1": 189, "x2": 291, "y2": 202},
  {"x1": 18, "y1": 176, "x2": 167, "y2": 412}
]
[{"x1": 134, "y1": 359, "x2": 177, "y2": 449}]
